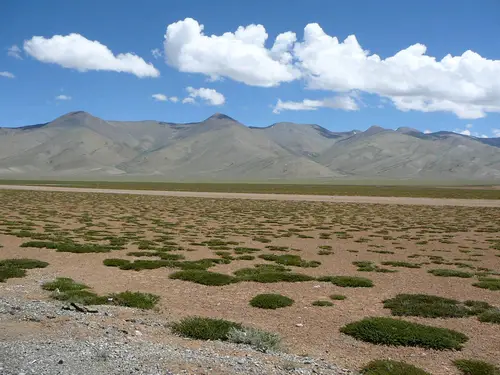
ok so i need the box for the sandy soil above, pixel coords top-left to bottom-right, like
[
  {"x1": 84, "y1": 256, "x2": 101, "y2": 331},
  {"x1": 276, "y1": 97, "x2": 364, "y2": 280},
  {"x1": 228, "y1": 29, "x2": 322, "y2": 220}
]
[
  {"x1": 1, "y1": 190, "x2": 499, "y2": 375},
  {"x1": 1, "y1": 184, "x2": 500, "y2": 207}
]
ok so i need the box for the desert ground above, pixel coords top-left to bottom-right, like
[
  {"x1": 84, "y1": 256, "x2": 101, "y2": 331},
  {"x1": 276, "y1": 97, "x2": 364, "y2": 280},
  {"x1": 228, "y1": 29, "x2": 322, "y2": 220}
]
[{"x1": 1, "y1": 187, "x2": 499, "y2": 375}]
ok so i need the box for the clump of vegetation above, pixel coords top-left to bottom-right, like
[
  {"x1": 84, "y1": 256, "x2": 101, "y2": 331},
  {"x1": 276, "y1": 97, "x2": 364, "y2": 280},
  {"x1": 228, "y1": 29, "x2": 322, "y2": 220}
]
[
  {"x1": 109, "y1": 291, "x2": 160, "y2": 309},
  {"x1": 318, "y1": 275, "x2": 373, "y2": 288},
  {"x1": 330, "y1": 294, "x2": 346, "y2": 300},
  {"x1": 236, "y1": 255, "x2": 255, "y2": 260},
  {"x1": 234, "y1": 247, "x2": 261, "y2": 254},
  {"x1": 478, "y1": 308, "x2": 500, "y2": 324},
  {"x1": 234, "y1": 266, "x2": 314, "y2": 283},
  {"x1": 250, "y1": 293, "x2": 294, "y2": 309},
  {"x1": 473, "y1": 277, "x2": 500, "y2": 291},
  {"x1": 340, "y1": 317, "x2": 468, "y2": 350},
  {"x1": 227, "y1": 326, "x2": 281, "y2": 352},
  {"x1": 258, "y1": 254, "x2": 320, "y2": 268},
  {"x1": 21, "y1": 240, "x2": 122, "y2": 253},
  {"x1": 312, "y1": 300, "x2": 333, "y2": 307},
  {"x1": 0, "y1": 258, "x2": 49, "y2": 282},
  {"x1": 361, "y1": 360, "x2": 431, "y2": 375},
  {"x1": 169, "y1": 269, "x2": 238, "y2": 286},
  {"x1": 428, "y1": 269, "x2": 473, "y2": 278},
  {"x1": 383, "y1": 294, "x2": 492, "y2": 318},
  {"x1": 381, "y1": 261, "x2": 421, "y2": 269},
  {"x1": 42, "y1": 277, "x2": 159, "y2": 309},
  {"x1": 353, "y1": 261, "x2": 395, "y2": 273},
  {"x1": 453, "y1": 359, "x2": 500, "y2": 375},
  {"x1": 103, "y1": 258, "x2": 131, "y2": 268},
  {"x1": 171, "y1": 316, "x2": 242, "y2": 341}
]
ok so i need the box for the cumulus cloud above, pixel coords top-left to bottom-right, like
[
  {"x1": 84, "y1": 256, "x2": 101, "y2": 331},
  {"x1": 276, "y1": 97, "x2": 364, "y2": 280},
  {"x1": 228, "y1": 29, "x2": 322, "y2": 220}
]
[
  {"x1": 163, "y1": 18, "x2": 300, "y2": 87},
  {"x1": 424, "y1": 130, "x2": 432, "y2": 134},
  {"x1": 454, "y1": 124, "x2": 488, "y2": 138},
  {"x1": 152, "y1": 93, "x2": 179, "y2": 103},
  {"x1": 0, "y1": 71, "x2": 15, "y2": 78},
  {"x1": 7, "y1": 45, "x2": 22, "y2": 59},
  {"x1": 24, "y1": 33, "x2": 159, "y2": 78},
  {"x1": 459, "y1": 129, "x2": 471, "y2": 136},
  {"x1": 55, "y1": 94, "x2": 71, "y2": 100},
  {"x1": 184, "y1": 86, "x2": 225, "y2": 106},
  {"x1": 164, "y1": 19, "x2": 500, "y2": 118},
  {"x1": 493, "y1": 129, "x2": 500, "y2": 137},
  {"x1": 182, "y1": 97, "x2": 195, "y2": 104},
  {"x1": 151, "y1": 48, "x2": 162, "y2": 59},
  {"x1": 273, "y1": 95, "x2": 359, "y2": 114}
]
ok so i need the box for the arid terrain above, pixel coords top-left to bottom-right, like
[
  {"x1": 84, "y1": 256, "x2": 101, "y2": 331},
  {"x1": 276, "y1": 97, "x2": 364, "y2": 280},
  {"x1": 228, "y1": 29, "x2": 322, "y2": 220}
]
[{"x1": 1, "y1": 187, "x2": 499, "y2": 375}]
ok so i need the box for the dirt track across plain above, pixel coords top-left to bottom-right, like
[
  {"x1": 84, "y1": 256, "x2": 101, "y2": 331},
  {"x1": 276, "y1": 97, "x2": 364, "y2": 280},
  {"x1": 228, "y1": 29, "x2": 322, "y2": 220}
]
[{"x1": 1, "y1": 184, "x2": 500, "y2": 207}]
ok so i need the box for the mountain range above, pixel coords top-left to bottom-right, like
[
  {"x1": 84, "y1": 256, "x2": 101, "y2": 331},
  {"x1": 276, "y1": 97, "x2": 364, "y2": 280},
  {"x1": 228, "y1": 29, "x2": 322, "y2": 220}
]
[{"x1": 1, "y1": 111, "x2": 499, "y2": 181}]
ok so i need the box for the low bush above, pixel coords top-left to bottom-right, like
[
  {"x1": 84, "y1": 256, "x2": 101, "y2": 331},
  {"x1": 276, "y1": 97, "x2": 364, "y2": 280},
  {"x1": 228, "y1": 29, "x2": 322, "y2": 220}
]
[
  {"x1": 428, "y1": 269, "x2": 473, "y2": 278},
  {"x1": 171, "y1": 316, "x2": 242, "y2": 341},
  {"x1": 473, "y1": 278, "x2": 500, "y2": 291},
  {"x1": 318, "y1": 275, "x2": 373, "y2": 288},
  {"x1": 236, "y1": 255, "x2": 255, "y2": 260},
  {"x1": 227, "y1": 326, "x2": 281, "y2": 352},
  {"x1": 42, "y1": 277, "x2": 88, "y2": 292},
  {"x1": 169, "y1": 270, "x2": 238, "y2": 286},
  {"x1": 250, "y1": 293, "x2": 294, "y2": 309},
  {"x1": 234, "y1": 267, "x2": 314, "y2": 283},
  {"x1": 381, "y1": 261, "x2": 421, "y2": 269},
  {"x1": 453, "y1": 359, "x2": 500, "y2": 375},
  {"x1": 361, "y1": 359, "x2": 431, "y2": 375},
  {"x1": 0, "y1": 258, "x2": 48, "y2": 282},
  {"x1": 478, "y1": 309, "x2": 500, "y2": 324},
  {"x1": 109, "y1": 291, "x2": 160, "y2": 309},
  {"x1": 103, "y1": 258, "x2": 131, "y2": 268},
  {"x1": 330, "y1": 294, "x2": 346, "y2": 300},
  {"x1": 312, "y1": 300, "x2": 333, "y2": 306},
  {"x1": 383, "y1": 294, "x2": 491, "y2": 318},
  {"x1": 258, "y1": 254, "x2": 320, "y2": 268},
  {"x1": 340, "y1": 317, "x2": 468, "y2": 350}
]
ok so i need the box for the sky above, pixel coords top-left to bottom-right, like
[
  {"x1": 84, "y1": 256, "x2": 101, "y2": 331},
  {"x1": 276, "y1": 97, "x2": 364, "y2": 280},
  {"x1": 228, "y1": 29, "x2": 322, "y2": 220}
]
[{"x1": 1, "y1": 0, "x2": 499, "y2": 137}]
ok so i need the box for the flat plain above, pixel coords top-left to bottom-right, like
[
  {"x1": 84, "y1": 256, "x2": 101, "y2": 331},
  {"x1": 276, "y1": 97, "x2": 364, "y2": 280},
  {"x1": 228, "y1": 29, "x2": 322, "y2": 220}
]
[{"x1": 1, "y1": 187, "x2": 500, "y2": 375}]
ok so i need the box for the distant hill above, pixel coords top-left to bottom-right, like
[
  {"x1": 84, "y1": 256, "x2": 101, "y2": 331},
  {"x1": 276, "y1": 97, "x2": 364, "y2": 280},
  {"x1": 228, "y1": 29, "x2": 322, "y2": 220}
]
[{"x1": 0, "y1": 111, "x2": 499, "y2": 181}]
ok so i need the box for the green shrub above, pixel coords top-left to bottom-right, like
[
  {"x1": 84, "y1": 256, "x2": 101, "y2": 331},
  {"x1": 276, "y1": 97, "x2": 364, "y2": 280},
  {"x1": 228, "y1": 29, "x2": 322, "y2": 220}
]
[
  {"x1": 234, "y1": 267, "x2": 313, "y2": 283},
  {"x1": 0, "y1": 258, "x2": 49, "y2": 282},
  {"x1": 169, "y1": 270, "x2": 238, "y2": 286},
  {"x1": 318, "y1": 275, "x2": 373, "y2": 288},
  {"x1": 119, "y1": 259, "x2": 173, "y2": 271},
  {"x1": 312, "y1": 300, "x2": 333, "y2": 306},
  {"x1": 381, "y1": 261, "x2": 421, "y2": 269},
  {"x1": 383, "y1": 294, "x2": 488, "y2": 318},
  {"x1": 478, "y1": 309, "x2": 500, "y2": 324},
  {"x1": 454, "y1": 359, "x2": 500, "y2": 375},
  {"x1": 428, "y1": 269, "x2": 473, "y2": 278},
  {"x1": 234, "y1": 247, "x2": 261, "y2": 254},
  {"x1": 340, "y1": 317, "x2": 468, "y2": 350},
  {"x1": 42, "y1": 277, "x2": 89, "y2": 292},
  {"x1": 103, "y1": 258, "x2": 131, "y2": 267},
  {"x1": 258, "y1": 254, "x2": 320, "y2": 268},
  {"x1": 0, "y1": 266, "x2": 26, "y2": 282},
  {"x1": 109, "y1": 291, "x2": 159, "y2": 309},
  {"x1": 464, "y1": 300, "x2": 494, "y2": 315},
  {"x1": 171, "y1": 316, "x2": 242, "y2": 341},
  {"x1": 236, "y1": 255, "x2": 255, "y2": 260},
  {"x1": 250, "y1": 294, "x2": 294, "y2": 309},
  {"x1": 53, "y1": 289, "x2": 108, "y2": 305},
  {"x1": 361, "y1": 360, "x2": 431, "y2": 375},
  {"x1": 330, "y1": 294, "x2": 346, "y2": 300},
  {"x1": 473, "y1": 278, "x2": 500, "y2": 291},
  {"x1": 21, "y1": 240, "x2": 119, "y2": 253},
  {"x1": 227, "y1": 326, "x2": 281, "y2": 352}
]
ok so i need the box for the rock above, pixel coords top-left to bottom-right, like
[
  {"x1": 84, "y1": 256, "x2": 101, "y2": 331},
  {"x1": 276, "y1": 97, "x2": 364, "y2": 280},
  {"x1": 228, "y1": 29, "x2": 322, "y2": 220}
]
[
  {"x1": 295, "y1": 323, "x2": 304, "y2": 327},
  {"x1": 58, "y1": 359, "x2": 64, "y2": 364}
]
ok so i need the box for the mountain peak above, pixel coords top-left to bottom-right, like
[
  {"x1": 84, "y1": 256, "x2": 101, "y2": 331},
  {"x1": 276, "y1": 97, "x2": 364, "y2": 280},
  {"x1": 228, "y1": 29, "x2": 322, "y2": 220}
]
[
  {"x1": 397, "y1": 127, "x2": 422, "y2": 134},
  {"x1": 206, "y1": 113, "x2": 236, "y2": 122},
  {"x1": 364, "y1": 125, "x2": 387, "y2": 136}
]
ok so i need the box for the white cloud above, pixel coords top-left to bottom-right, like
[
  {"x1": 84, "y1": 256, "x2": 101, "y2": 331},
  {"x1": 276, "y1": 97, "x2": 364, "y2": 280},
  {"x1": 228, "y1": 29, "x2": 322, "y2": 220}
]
[
  {"x1": 493, "y1": 129, "x2": 500, "y2": 137},
  {"x1": 151, "y1": 48, "x2": 162, "y2": 59},
  {"x1": 169, "y1": 96, "x2": 179, "y2": 103},
  {"x1": 163, "y1": 18, "x2": 300, "y2": 87},
  {"x1": 164, "y1": 18, "x2": 500, "y2": 118},
  {"x1": 55, "y1": 94, "x2": 71, "y2": 100},
  {"x1": 466, "y1": 123, "x2": 473, "y2": 129},
  {"x1": 273, "y1": 95, "x2": 359, "y2": 114},
  {"x1": 459, "y1": 129, "x2": 471, "y2": 136},
  {"x1": 294, "y1": 24, "x2": 500, "y2": 119},
  {"x1": 424, "y1": 130, "x2": 432, "y2": 134},
  {"x1": 182, "y1": 97, "x2": 195, "y2": 104},
  {"x1": 184, "y1": 86, "x2": 225, "y2": 106},
  {"x1": 0, "y1": 71, "x2": 15, "y2": 78},
  {"x1": 24, "y1": 33, "x2": 159, "y2": 78},
  {"x1": 7, "y1": 45, "x2": 22, "y2": 59},
  {"x1": 152, "y1": 93, "x2": 168, "y2": 101}
]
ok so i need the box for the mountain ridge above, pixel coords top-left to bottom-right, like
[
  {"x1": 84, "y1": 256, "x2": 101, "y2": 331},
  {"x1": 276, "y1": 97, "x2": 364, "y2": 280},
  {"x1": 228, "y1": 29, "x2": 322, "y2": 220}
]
[{"x1": 0, "y1": 111, "x2": 499, "y2": 181}]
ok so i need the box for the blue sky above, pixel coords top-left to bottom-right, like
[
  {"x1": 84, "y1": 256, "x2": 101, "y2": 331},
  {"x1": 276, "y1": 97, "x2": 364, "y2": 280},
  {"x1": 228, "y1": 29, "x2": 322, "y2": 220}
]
[{"x1": 1, "y1": 0, "x2": 499, "y2": 137}]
